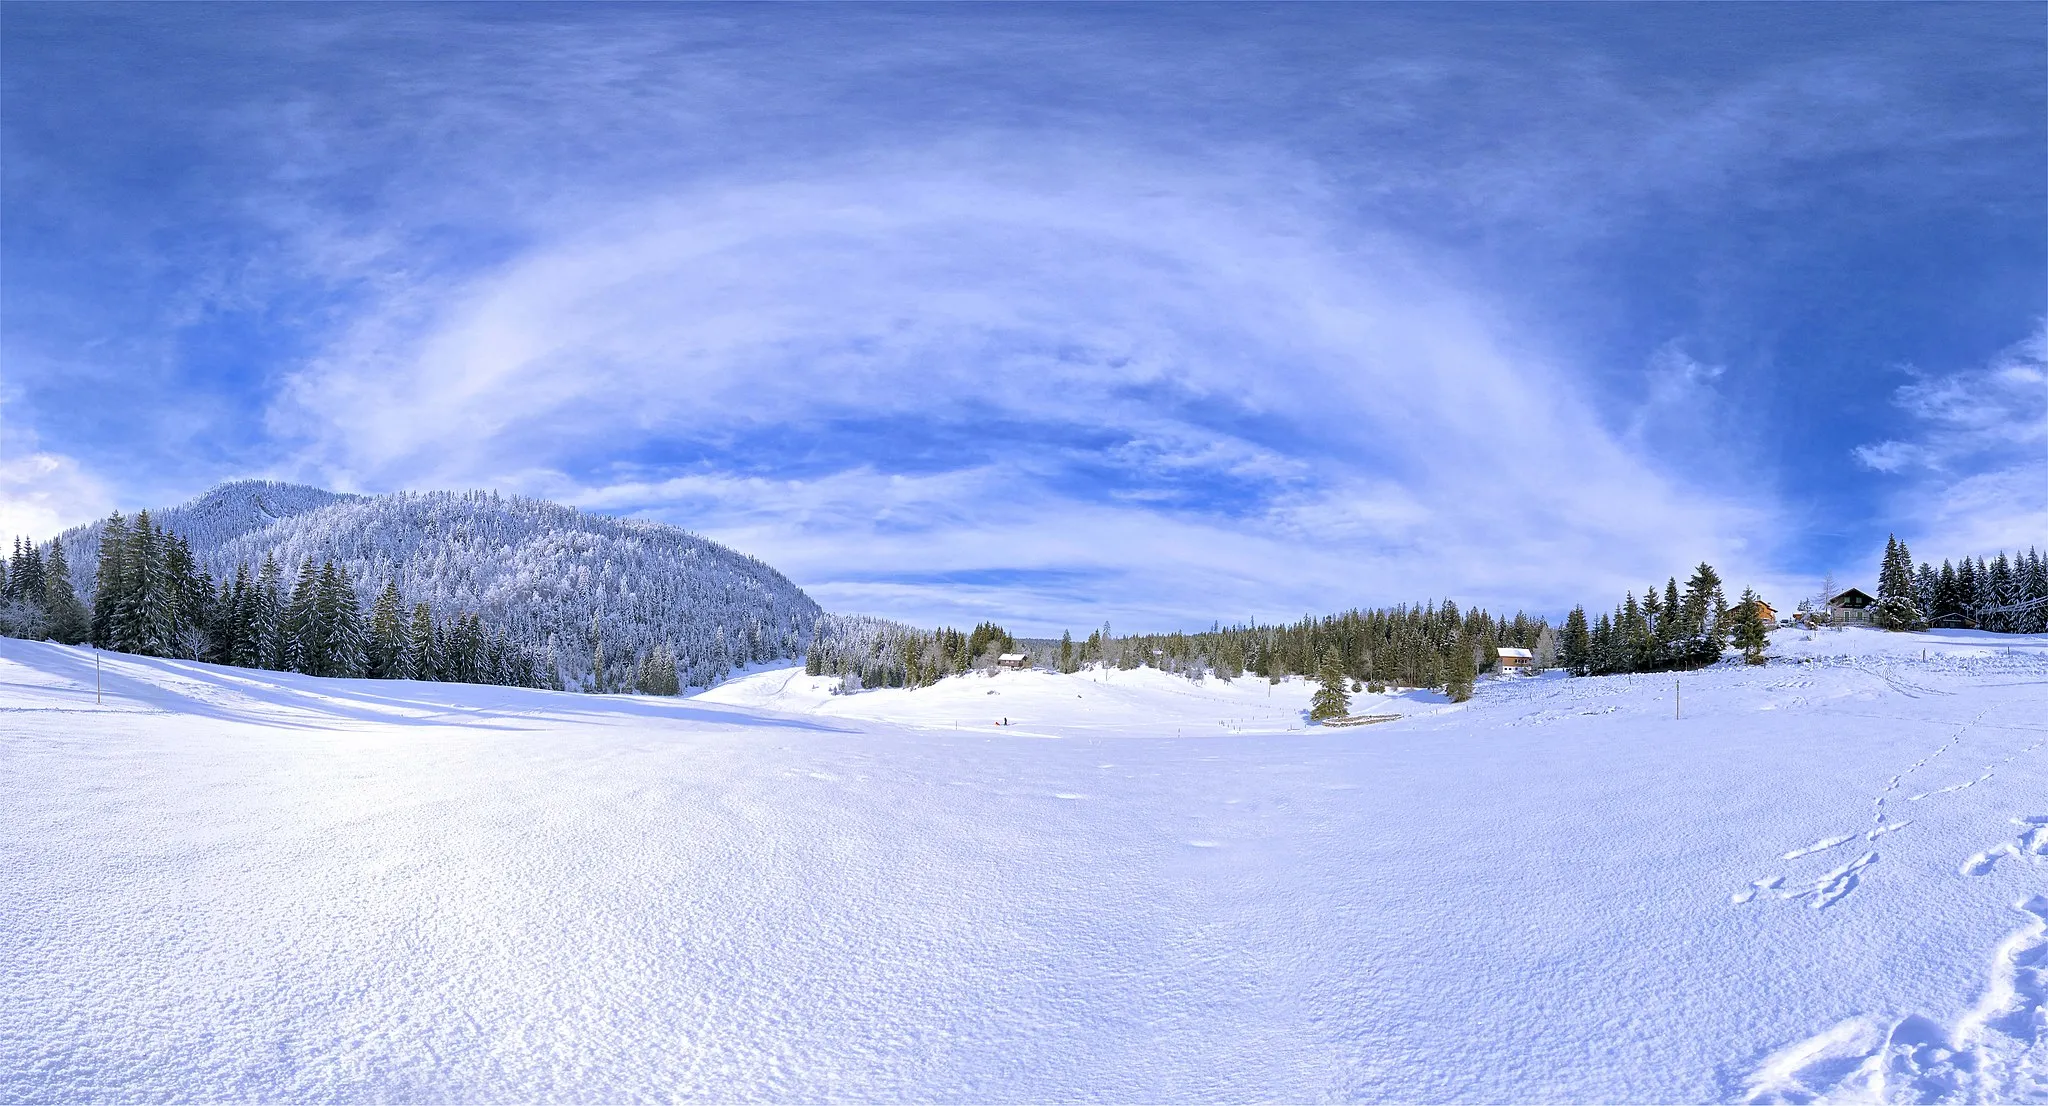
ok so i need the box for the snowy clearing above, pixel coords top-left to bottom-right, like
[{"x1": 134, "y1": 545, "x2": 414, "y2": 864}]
[{"x1": 3, "y1": 628, "x2": 2046, "y2": 1102}]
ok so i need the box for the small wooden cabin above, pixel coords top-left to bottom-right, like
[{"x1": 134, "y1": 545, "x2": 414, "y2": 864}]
[
  {"x1": 1753, "y1": 600, "x2": 1777, "y2": 624},
  {"x1": 1828, "y1": 588, "x2": 1876, "y2": 625},
  {"x1": 996, "y1": 653, "x2": 1029, "y2": 670},
  {"x1": 1496, "y1": 647, "x2": 1534, "y2": 672}
]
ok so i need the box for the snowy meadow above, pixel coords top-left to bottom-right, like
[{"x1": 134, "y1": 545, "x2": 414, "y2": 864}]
[{"x1": 3, "y1": 628, "x2": 2044, "y2": 1102}]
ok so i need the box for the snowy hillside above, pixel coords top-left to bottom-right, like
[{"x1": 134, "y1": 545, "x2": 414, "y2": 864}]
[
  {"x1": 3, "y1": 626, "x2": 2044, "y2": 1101},
  {"x1": 53, "y1": 480, "x2": 356, "y2": 578},
  {"x1": 55, "y1": 481, "x2": 823, "y2": 688}
]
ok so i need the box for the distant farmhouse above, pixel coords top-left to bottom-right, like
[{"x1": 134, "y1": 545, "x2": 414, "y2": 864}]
[
  {"x1": 1827, "y1": 588, "x2": 1876, "y2": 626},
  {"x1": 996, "y1": 653, "x2": 1030, "y2": 670},
  {"x1": 1496, "y1": 647, "x2": 1534, "y2": 673}
]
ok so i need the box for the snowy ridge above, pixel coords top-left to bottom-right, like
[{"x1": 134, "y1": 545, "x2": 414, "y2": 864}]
[
  {"x1": 57, "y1": 482, "x2": 823, "y2": 689},
  {"x1": 53, "y1": 480, "x2": 356, "y2": 581}
]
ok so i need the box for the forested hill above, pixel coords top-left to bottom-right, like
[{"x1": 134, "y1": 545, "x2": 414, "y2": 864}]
[
  {"x1": 56, "y1": 481, "x2": 358, "y2": 575},
  {"x1": 56, "y1": 481, "x2": 823, "y2": 690}
]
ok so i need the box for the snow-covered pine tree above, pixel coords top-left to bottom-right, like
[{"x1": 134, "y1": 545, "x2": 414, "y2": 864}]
[
  {"x1": 1912, "y1": 562, "x2": 1937, "y2": 619},
  {"x1": 1983, "y1": 553, "x2": 2015, "y2": 633},
  {"x1": 226, "y1": 564, "x2": 258, "y2": 668},
  {"x1": 1877, "y1": 535, "x2": 1913, "y2": 605},
  {"x1": 402, "y1": 602, "x2": 436, "y2": 680},
  {"x1": 283, "y1": 559, "x2": 320, "y2": 674},
  {"x1": 319, "y1": 563, "x2": 368, "y2": 678},
  {"x1": 42, "y1": 538, "x2": 88, "y2": 645},
  {"x1": 164, "y1": 533, "x2": 212, "y2": 660},
  {"x1": 252, "y1": 555, "x2": 285, "y2": 670},
  {"x1": 2025, "y1": 549, "x2": 2048, "y2": 633},
  {"x1": 1682, "y1": 562, "x2": 1728, "y2": 666},
  {"x1": 88, "y1": 513, "x2": 127, "y2": 649},
  {"x1": 0, "y1": 537, "x2": 46, "y2": 639},
  {"x1": 1934, "y1": 560, "x2": 1960, "y2": 620},
  {"x1": 118, "y1": 512, "x2": 175, "y2": 657},
  {"x1": 636, "y1": 644, "x2": 680, "y2": 696},
  {"x1": 367, "y1": 580, "x2": 404, "y2": 679}
]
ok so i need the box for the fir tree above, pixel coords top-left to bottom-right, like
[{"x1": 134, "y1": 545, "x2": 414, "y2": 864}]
[
  {"x1": 1444, "y1": 636, "x2": 1476, "y2": 703},
  {"x1": 317, "y1": 563, "x2": 367, "y2": 678},
  {"x1": 1873, "y1": 540, "x2": 1925, "y2": 631},
  {"x1": 163, "y1": 534, "x2": 210, "y2": 659},
  {"x1": 1561, "y1": 606, "x2": 1590, "y2": 675},
  {"x1": 252, "y1": 555, "x2": 285, "y2": 670},
  {"x1": 1730, "y1": 588, "x2": 1770, "y2": 664},
  {"x1": 118, "y1": 512, "x2": 174, "y2": 657},
  {"x1": 1309, "y1": 649, "x2": 1351, "y2": 722},
  {"x1": 227, "y1": 564, "x2": 260, "y2": 668},
  {"x1": 636, "y1": 643, "x2": 680, "y2": 696},
  {"x1": 403, "y1": 602, "x2": 437, "y2": 680},
  {"x1": 89, "y1": 512, "x2": 130, "y2": 649},
  {"x1": 1912, "y1": 562, "x2": 1937, "y2": 619},
  {"x1": 42, "y1": 538, "x2": 89, "y2": 645},
  {"x1": 367, "y1": 580, "x2": 405, "y2": 679},
  {"x1": 283, "y1": 559, "x2": 320, "y2": 674}
]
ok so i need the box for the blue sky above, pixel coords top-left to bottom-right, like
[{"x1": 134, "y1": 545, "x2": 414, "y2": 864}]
[{"x1": 3, "y1": 4, "x2": 2042, "y2": 633}]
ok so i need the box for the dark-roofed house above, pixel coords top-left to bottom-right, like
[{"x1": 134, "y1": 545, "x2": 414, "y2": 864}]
[{"x1": 1828, "y1": 588, "x2": 1877, "y2": 626}]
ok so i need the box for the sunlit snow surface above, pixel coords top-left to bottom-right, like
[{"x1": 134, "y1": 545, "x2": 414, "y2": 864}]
[{"x1": 3, "y1": 629, "x2": 2046, "y2": 1102}]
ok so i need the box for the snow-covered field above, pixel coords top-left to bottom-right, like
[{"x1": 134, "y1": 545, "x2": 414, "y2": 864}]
[{"x1": 3, "y1": 628, "x2": 2045, "y2": 1102}]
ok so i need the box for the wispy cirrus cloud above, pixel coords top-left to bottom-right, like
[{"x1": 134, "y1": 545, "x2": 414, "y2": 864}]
[
  {"x1": 267, "y1": 151, "x2": 1773, "y2": 630},
  {"x1": 1856, "y1": 324, "x2": 2047, "y2": 557},
  {"x1": 3, "y1": 6, "x2": 2038, "y2": 626}
]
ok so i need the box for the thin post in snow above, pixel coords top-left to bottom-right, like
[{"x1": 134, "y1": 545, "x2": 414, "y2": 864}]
[
  {"x1": 1675, "y1": 676, "x2": 1680, "y2": 720},
  {"x1": 97, "y1": 649, "x2": 101, "y2": 705}
]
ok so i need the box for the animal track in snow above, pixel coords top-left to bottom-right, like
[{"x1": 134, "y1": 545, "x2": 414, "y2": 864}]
[
  {"x1": 1961, "y1": 815, "x2": 2048, "y2": 877},
  {"x1": 1730, "y1": 876, "x2": 1784, "y2": 905},
  {"x1": 1734, "y1": 708, "x2": 2034, "y2": 908},
  {"x1": 1781, "y1": 835, "x2": 1854, "y2": 860},
  {"x1": 1808, "y1": 851, "x2": 1877, "y2": 910},
  {"x1": 1739, "y1": 895, "x2": 2048, "y2": 1103},
  {"x1": 1732, "y1": 853, "x2": 1876, "y2": 910},
  {"x1": 1908, "y1": 768, "x2": 1995, "y2": 801}
]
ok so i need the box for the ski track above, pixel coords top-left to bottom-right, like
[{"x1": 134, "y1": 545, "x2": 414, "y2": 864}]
[{"x1": 1739, "y1": 895, "x2": 2048, "y2": 1103}]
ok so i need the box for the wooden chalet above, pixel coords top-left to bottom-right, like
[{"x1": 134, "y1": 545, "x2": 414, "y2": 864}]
[
  {"x1": 1496, "y1": 647, "x2": 1534, "y2": 672},
  {"x1": 1827, "y1": 588, "x2": 1877, "y2": 625},
  {"x1": 996, "y1": 653, "x2": 1030, "y2": 670}
]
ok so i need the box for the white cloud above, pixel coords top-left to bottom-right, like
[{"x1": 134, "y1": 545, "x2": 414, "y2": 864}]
[
  {"x1": 1858, "y1": 323, "x2": 2048, "y2": 558},
  {"x1": 0, "y1": 450, "x2": 114, "y2": 541},
  {"x1": 272, "y1": 148, "x2": 1776, "y2": 629}
]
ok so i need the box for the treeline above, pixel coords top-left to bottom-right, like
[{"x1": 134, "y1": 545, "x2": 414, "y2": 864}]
[
  {"x1": 5, "y1": 511, "x2": 556, "y2": 690},
  {"x1": 1555, "y1": 562, "x2": 1768, "y2": 675},
  {"x1": 804, "y1": 615, "x2": 1018, "y2": 690},
  {"x1": 0, "y1": 536, "x2": 90, "y2": 643},
  {"x1": 809, "y1": 603, "x2": 1553, "y2": 704},
  {"x1": 1070, "y1": 603, "x2": 1551, "y2": 694},
  {"x1": 1870, "y1": 539, "x2": 2048, "y2": 632}
]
